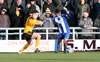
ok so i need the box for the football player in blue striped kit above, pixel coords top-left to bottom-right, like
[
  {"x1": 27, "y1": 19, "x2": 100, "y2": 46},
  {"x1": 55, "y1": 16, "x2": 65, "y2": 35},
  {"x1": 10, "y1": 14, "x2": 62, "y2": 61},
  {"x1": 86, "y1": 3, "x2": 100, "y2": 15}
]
[{"x1": 43, "y1": 9, "x2": 73, "y2": 53}]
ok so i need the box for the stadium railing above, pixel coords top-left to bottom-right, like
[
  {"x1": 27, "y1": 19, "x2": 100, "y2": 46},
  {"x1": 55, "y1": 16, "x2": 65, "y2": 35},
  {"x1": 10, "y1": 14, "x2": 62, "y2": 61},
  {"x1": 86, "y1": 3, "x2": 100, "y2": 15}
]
[{"x1": 0, "y1": 27, "x2": 100, "y2": 40}]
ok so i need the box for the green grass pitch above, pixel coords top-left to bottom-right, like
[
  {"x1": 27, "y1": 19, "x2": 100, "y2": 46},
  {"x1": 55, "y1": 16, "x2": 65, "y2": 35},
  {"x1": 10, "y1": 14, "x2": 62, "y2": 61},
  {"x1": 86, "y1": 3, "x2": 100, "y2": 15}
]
[{"x1": 0, "y1": 52, "x2": 100, "y2": 62}]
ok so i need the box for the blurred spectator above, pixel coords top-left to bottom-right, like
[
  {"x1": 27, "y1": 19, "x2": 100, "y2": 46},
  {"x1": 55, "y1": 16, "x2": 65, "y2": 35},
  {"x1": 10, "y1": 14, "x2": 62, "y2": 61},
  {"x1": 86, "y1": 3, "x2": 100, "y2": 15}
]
[
  {"x1": 13, "y1": 0, "x2": 26, "y2": 9},
  {"x1": 67, "y1": 0, "x2": 81, "y2": 11},
  {"x1": 0, "y1": 8, "x2": 10, "y2": 40},
  {"x1": 94, "y1": 15, "x2": 100, "y2": 27},
  {"x1": 35, "y1": 0, "x2": 41, "y2": 9},
  {"x1": 43, "y1": 0, "x2": 56, "y2": 13},
  {"x1": 0, "y1": 0, "x2": 8, "y2": 10},
  {"x1": 68, "y1": 0, "x2": 88, "y2": 10},
  {"x1": 94, "y1": 15, "x2": 100, "y2": 39},
  {"x1": 75, "y1": 0, "x2": 90, "y2": 20},
  {"x1": 88, "y1": 0, "x2": 98, "y2": 9},
  {"x1": 78, "y1": 11, "x2": 95, "y2": 39},
  {"x1": 87, "y1": 0, "x2": 98, "y2": 20},
  {"x1": 0, "y1": 8, "x2": 10, "y2": 27},
  {"x1": 93, "y1": 0, "x2": 100, "y2": 39},
  {"x1": 64, "y1": 0, "x2": 77, "y2": 27},
  {"x1": 4, "y1": 0, "x2": 13, "y2": 9},
  {"x1": 26, "y1": 0, "x2": 40, "y2": 16},
  {"x1": 41, "y1": 8, "x2": 55, "y2": 27},
  {"x1": 93, "y1": 0, "x2": 100, "y2": 19},
  {"x1": 64, "y1": 0, "x2": 88, "y2": 27},
  {"x1": 10, "y1": 0, "x2": 26, "y2": 27},
  {"x1": 26, "y1": 0, "x2": 41, "y2": 8},
  {"x1": 52, "y1": 0, "x2": 66, "y2": 11},
  {"x1": 40, "y1": 8, "x2": 55, "y2": 39}
]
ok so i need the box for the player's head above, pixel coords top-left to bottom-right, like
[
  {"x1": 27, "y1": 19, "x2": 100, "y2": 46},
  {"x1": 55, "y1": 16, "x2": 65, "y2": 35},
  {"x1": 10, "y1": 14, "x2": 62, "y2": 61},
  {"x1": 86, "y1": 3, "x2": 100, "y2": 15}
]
[
  {"x1": 31, "y1": 10, "x2": 39, "y2": 19},
  {"x1": 55, "y1": 9, "x2": 61, "y2": 17}
]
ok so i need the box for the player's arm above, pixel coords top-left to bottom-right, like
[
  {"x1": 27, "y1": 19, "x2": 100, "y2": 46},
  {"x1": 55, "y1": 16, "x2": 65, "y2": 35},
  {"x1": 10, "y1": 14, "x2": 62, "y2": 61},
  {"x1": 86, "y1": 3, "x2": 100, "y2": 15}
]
[
  {"x1": 28, "y1": 19, "x2": 43, "y2": 26},
  {"x1": 37, "y1": 21, "x2": 44, "y2": 26},
  {"x1": 43, "y1": 17, "x2": 55, "y2": 24}
]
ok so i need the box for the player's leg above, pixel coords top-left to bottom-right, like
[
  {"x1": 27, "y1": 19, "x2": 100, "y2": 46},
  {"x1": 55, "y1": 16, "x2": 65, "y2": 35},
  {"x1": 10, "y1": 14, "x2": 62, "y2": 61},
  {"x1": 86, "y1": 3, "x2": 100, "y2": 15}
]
[
  {"x1": 63, "y1": 39, "x2": 69, "y2": 53},
  {"x1": 63, "y1": 33, "x2": 70, "y2": 53},
  {"x1": 18, "y1": 33, "x2": 33, "y2": 54},
  {"x1": 19, "y1": 40, "x2": 33, "y2": 54},
  {"x1": 31, "y1": 32, "x2": 41, "y2": 52},
  {"x1": 55, "y1": 40, "x2": 62, "y2": 53},
  {"x1": 57, "y1": 33, "x2": 63, "y2": 48},
  {"x1": 55, "y1": 33, "x2": 63, "y2": 53},
  {"x1": 57, "y1": 40, "x2": 62, "y2": 49},
  {"x1": 63, "y1": 33, "x2": 74, "y2": 53}
]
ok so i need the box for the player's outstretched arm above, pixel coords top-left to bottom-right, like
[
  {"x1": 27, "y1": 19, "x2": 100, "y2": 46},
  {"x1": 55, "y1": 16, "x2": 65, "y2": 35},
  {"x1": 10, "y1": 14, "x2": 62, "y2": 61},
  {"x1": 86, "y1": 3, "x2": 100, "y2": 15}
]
[
  {"x1": 43, "y1": 17, "x2": 55, "y2": 24},
  {"x1": 38, "y1": 21, "x2": 44, "y2": 26}
]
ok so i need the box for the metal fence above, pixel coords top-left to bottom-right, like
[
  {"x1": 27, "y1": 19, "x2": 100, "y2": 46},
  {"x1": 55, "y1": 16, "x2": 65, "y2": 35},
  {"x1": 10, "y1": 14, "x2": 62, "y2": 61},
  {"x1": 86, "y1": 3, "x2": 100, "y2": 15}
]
[{"x1": 0, "y1": 27, "x2": 100, "y2": 40}]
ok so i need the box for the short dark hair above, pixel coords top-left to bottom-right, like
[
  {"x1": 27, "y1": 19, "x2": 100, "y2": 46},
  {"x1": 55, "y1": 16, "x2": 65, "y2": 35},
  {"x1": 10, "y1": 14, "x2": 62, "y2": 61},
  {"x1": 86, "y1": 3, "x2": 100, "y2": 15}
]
[
  {"x1": 30, "y1": 10, "x2": 39, "y2": 14},
  {"x1": 55, "y1": 9, "x2": 61, "y2": 13},
  {"x1": 30, "y1": 0, "x2": 35, "y2": 1}
]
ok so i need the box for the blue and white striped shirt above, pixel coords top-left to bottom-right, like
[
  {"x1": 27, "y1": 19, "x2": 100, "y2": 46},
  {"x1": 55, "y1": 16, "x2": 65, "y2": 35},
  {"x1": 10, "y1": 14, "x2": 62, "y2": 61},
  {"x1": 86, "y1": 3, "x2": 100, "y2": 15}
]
[{"x1": 43, "y1": 14, "x2": 71, "y2": 34}]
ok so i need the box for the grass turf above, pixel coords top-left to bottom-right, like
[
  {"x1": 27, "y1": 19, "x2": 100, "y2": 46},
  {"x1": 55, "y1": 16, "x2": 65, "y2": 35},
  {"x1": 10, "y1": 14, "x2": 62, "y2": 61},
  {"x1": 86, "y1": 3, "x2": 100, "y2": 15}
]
[{"x1": 0, "y1": 52, "x2": 100, "y2": 62}]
